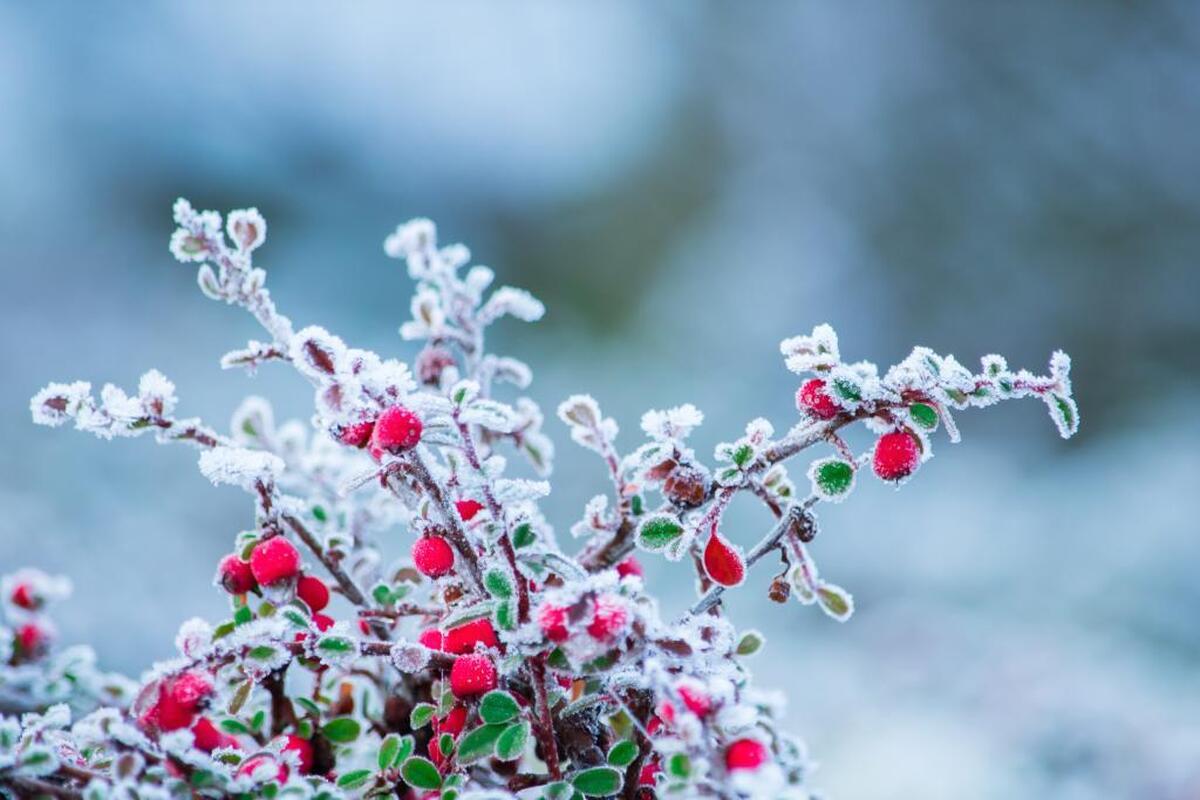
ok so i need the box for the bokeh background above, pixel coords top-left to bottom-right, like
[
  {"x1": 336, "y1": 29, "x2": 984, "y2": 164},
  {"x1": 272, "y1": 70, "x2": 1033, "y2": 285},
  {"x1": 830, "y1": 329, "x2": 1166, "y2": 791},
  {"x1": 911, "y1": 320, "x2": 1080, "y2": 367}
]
[{"x1": 2, "y1": 2, "x2": 1198, "y2": 797}]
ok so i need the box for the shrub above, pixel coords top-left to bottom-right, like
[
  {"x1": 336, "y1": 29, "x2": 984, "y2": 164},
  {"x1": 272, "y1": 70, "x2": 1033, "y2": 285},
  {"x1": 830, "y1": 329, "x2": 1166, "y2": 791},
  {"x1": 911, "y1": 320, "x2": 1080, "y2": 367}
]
[{"x1": 7, "y1": 200, "x2": 1078, "y2": 799}]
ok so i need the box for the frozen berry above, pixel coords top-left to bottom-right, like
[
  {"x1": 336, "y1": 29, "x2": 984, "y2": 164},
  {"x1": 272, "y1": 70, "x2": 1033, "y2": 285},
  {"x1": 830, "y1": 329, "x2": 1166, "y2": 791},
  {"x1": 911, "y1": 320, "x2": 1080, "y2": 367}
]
[
  {"x1": 434, "y1": 704, "x2": 468, "y2": 737},
  {"x1": 455, "y1": 499, "x2": 484, "y2": 521},
  {"x1": 449, "y1": 653, "x2": 497, "y2": 697},
  {"x1": 281, "y1": 734, "x2": 314, "y2": 774},
  {"x1": 191, "y1": 717, "x2": 238, "y2": 752},
  {"x1": 615, "y1": 555, "x2": 644, "y2": 580},
  {"x1": 216, "y1": 554, "x2": 256, "y2": 595},
  {"x1": 312, "y1": 613, "x2": 334, "y2": 632},
  {"x1": 725, "y1": 738, "x2": 769, "y2": 771},
  {"x1": 338, "y1": 420, "x2": 375, "y2": 448},
  {"x1": 368, "y1": 405, "x2": 423, "y2": 459},
  {"x1": 236, "y1": 753, "x2": 289, "y2": 784},
  {"x1": 15, "y1": 623, "x2": 47, "y2": 656},
  {"x1": 412, "y1": 535, "x2": 455, "y2": 578},
  {"x1": 417, "y1": 345, "x2": 456, "y2": 386},
  {"x1": 678, "y1": 683, "x2": 712, "y2": 717},
  {"x1": 295, "y1": 575, "x2": 329, "y2": 612},
  {"x1": 796, "y1": 378, "x2": 839, "y2": 420},
  {"x1": 250, "y1": 537, "x2": 301, "y2": 587},
  {"x1": 155, "y1": 671, "x2": 213, "y2": 731},
  {"x1": 639, "y1": 759, "x2": 661, "y2": 786},
  {"x1": 418, "y1": 628, "x2": 445, "y2": 650},
  {"x1": 586, "y1": 595, "x2": 628, "y2": 642},
  {"x1": 10, "y1": 583, "x2": 38, "y2": 611},
  {"x1": 873, "y1": 430, "x2": 920, "y2": 482},
  {"x1": 443, "y1": 618, "x2": 498, "y2": 654},
  {"x1": 703, "y1": 532, "x2": 746, "y2": 588},
  {"x1": 537, "y1": 604, "x2": 570, "y2": 643}
]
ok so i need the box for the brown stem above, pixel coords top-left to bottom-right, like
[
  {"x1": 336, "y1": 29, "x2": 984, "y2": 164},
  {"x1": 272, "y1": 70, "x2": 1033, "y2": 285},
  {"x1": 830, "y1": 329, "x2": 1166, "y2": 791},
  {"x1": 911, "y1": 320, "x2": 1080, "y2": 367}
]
[
  {"x1": 404, "y1": 454, "x2": 485, "y2": 591},
  {"x1": 530, "y1": 654, "x2": 562, "y2": 780},
  {"x1": 264, "y1": 669, "x2": 298, "y2": 735}
]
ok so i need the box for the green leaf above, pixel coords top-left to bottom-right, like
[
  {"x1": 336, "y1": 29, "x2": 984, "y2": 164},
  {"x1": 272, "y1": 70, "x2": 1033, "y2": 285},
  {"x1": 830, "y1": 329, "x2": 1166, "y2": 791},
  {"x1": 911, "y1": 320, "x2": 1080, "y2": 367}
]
[
  {"x1": 909, "y1": 402, "x2": 939, "y2": 430},
  {"x1": 296, "y1": 719, "x2": 313, "y2": 740},
  {"x1": 249, "y1": 709, "x2": 266, "y2": 732},
  {"x1": 479, "y1": 690, "x2": 521, "y2": 725},
  {"x1": 311, "y1": 505, "x2": 328, "y2": 523},
  {"x1": 378, "y1": 733, "x2": 403, "y2": 770},
  {"x1": 400, "y1": 756, "x2": 442, "y2": 790},
  {"x1": 315, "y1": 634, "x2": 356, "y2": 655},
  {"x1": 233, "y1": 605, "x2": 253, "y2": 626},
  {"x1": 495, "y1": 721, "x2": 529, "y2": 761},
  {"x1": 735, "y1": 629, "x2": 765, "y2": 656},
  {"x1": 808, "y1": 458, "x2": 855, "y2": 501},
  {"x1": 512, "y1": 522, "x2": 536, "y2": 549},
  {"x1": 636, "y1": 515, "x2": 684, "y2": 552},
  {"x1": 667, "y1": 752, "x2": 691, "y2": 779},
  {"x1": 606, "y1": 739, "x2": 638, "y2": 767},
  {"x1": 337, "y1": 769, "x2": 373, "y2": 789},
  {"x1": 484, "y1": 568, "x2": 513, "y2": 598},
  {"x1": 494, "y1": 599, "x2": 517, "y2": 632},
  {"x1": 438, "y1": 732, "x2": 456, "y2": 755},
  {"x1": 731, "y1": 443, "x2": 754, "y2": 467},
  {"x1": 219, "y1": 718, "x2": 250, "y2": 735},
  {"x1": 832, "y1": 376, "x2": 862, "y2": 402},
  {"x1": 542, "y1": 782, "x2": 573, "y2": 800},
  {"x1": 372, "y1": 582, "x2": 395, "y2": 606},
  {"x1": 571, "y1": 766, "x2": 623, "y2": 796},
  {"x1": 294, "y1": 697, "x2": 321, "y2": 716},
  {"x1": 455, "y1": 724, "x2": 506, "y2": 764},
  {"x1": 322, "y1": 717, "x2": 361, "y2": 743},
  {"x1": 410, "y1": 703, "x2": 436, "y2": 729},
  {"x1": 246, "y1": 644, "x2": 278, "y2": 662},
  {"x1": 816, "y1": 582, "x2": 854, "y2": 622}
]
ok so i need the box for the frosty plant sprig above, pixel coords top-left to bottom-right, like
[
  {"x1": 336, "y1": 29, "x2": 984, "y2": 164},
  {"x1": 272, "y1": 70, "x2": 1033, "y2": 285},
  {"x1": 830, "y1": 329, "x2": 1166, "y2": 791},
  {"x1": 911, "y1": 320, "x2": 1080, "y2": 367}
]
[{"x1": 12, "y1": 199, "x2": 1078, "y2": 800}]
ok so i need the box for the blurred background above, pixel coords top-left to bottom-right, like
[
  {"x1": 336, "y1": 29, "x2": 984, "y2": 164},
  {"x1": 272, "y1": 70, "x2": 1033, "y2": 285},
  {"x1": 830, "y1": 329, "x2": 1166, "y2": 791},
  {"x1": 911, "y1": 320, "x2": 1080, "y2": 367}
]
[{"x1": 2, "y1": 2, "x2": 1198, "y2": 797}]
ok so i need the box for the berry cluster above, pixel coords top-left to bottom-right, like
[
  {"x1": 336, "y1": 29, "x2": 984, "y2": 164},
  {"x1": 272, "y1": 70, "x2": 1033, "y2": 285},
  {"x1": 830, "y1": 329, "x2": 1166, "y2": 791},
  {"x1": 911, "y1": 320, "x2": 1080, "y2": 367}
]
[{"x1": 9, "y1": 200, "x2": 1078, "y2": 799}]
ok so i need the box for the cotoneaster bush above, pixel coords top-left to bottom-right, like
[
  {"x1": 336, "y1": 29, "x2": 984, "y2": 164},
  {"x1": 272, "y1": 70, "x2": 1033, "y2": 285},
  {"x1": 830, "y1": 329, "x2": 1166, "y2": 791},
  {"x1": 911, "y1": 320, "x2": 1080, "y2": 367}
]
[{"x1": 4, "y1": 200, "x2": 1080, "y2": 799}]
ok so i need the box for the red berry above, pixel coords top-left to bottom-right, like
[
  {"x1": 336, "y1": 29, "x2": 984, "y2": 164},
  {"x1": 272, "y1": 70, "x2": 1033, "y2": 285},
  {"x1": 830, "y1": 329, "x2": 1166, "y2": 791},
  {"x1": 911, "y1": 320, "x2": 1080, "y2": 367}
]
[
  {"x1": 296, "y1": 575, "x2": 330, "y2": 612},
  {"x1": 537, "y1": 604, "x2": 570, "y2": 643},
  {"x1": 796, "y1": 378, "x2": 839, "y2": 420},
  {"x1": 725, "y1": 738, "x2": 769, "y2": 771},
  {"x1": 15, "y1": 623, "x2": 46, "y2": 655},
  {"x1": 216, "y1": 554, "x2": 256, "y2": 595},
  {"x1": 10, "y1": 583, "x2": 38, "y2": 611},
  {"x1": 449, "y1": 654, "x2": 497, "y2": 697},
  {"x1": 312, "y1": 613, "x2": 334, "y2": 632},
  {"x1": 250, "y1": 537, "x2": 301, "y2": 587},
  {"x1": 237, "y1": 753, "x2": 289, "y2": 784},
  {"x1": 678, "y1": 683, "x2": 712, "y2": 717},
  {"x1": 156, "y1": 671, "x2": 213, "y2": 731},
  {"x1": 639, "y1": 759, "x2": 661, "y2": 786},
  {"x1": 435, "y1": 704, "x2": 467, "y2": 737},
  {"x1": 281, "y1": 734, "x2": 314, "y2": 774},
  {"x1": 615, "y1": 555, "x2": 644, "y2": 579},
  {"x1": 873, "y1": 430, "x2": 921, "y2": 482},
  {"x1": 586, "y1": 595, "x2": 628, "y2": 642},
  {"x1": 655, "y1": 700, "x2": 677, "y2": 727},
  {"x1": 338, "y1": 420, "x2": 374, "y2": 448},
  {"x1": 703, "y1": 532, "x2": 746, "y2": 588},
  {"x1": 412, "y1": 535, "x2": 455, "y2": 578},
  {"x1": 368, "y1": 405, "x2": 423, "y2": 459},
  {"x1": 418, "y1": 628, "x2": 445, "y2": 650},
  {"x1": 443, "y1": 619, "x2": 498, "y2": 654},
  {"x1": 191, "y1": 717, "x2": 239, "y2": 752},
  {"x1": 455, "y1": 499, "x2": 484, "y2": 521},
  {"x1": 428, "y1": 735, "x2": 447, "y2": 768}
]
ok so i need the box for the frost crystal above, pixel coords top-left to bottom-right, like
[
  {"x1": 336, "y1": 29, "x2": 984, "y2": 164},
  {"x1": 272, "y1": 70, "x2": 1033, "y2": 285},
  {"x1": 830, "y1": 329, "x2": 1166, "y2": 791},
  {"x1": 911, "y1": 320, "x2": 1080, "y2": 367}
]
[{"x1": 197, "y1": 447, "x2": 284, "y2": 488}]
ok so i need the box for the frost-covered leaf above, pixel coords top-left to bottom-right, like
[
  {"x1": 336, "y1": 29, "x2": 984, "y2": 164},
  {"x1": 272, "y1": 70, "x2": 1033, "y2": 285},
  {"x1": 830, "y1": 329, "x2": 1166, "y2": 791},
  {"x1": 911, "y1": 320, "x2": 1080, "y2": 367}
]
[
  {"x1": 478, "y1": 691, "x2": 520, "y2": 725},
  {"x1": 816, "y1": 582, "x2": 854, "y2": 622},
  {"x1": 401, "y1": 756, "x2": 442, "y2": 789},
  {"x1": 637, "y1": 515, "x2": 684, "y2": 553},
  {"x1": 807, "y1": 458, "x2": 855, "y2": 502},
  {"x1": 494, "y1": 720, "x2": 529, "y2": 761},
  {"x1": 571, "y1": 766, "x2": 623, "y2": 797},
  {"x1": 322, "y1": 717, "x2": 361, "y2": 743},
  {"x1": 455, "y1": 724, "x2": 505, "y2": 764}
]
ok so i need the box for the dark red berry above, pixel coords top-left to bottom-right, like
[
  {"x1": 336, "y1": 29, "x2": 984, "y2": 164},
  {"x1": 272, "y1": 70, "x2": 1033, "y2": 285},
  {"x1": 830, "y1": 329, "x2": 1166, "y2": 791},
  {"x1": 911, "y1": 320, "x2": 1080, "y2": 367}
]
[
  {"x1": 443, "y1": 619, "x2": 498, "y2": 654},
  {"x1": 873, "y1": 430, "x2": 921, "y2": 482},
  {"x1": 586, "y1": 595, "x2": 629, "y2": 641},
  {"x1": 412, "y1": 535, "x2": 455, "y2": 578},
  {"x1": 296, "y1": 575, "x2": 329, "y2": 612},
  {"x1": 216, "y1": 554, "x2": 256, "y2": 595},
  {"x1": 797, "y1": 378, "x2": 840, "y2": 420},
  {"x1": 455, "y1": 499, "x2": 484, "y2": 522},
  {"x1": 250, "y1": 537, "x2": 301, "y2": 587},
  {"x1": 10, "y1": 583, "x2": 38, "y2": 611},
  {"x1": 662, "y1": 464, "x2": 708, "y2": 508},
  {"x1": 615, "y1": 555, "x2": 644, "y2": 579},
  {"x1": 449, "y1": 654, "x2": 497, "y2": 697},
  {"x1": 338, "y1": 420, "x2": 375, "y2": 448},
  {"x1": 368, "y1": 405, "x2": 423, "y2": 459},
  {"x1": 281, "y1": 734, "x2": 314, "y2": 774},
  {"x1": 537, "y1": 604, "x2": 569, "y2": 642},
  {"x1": 418, "y1": 628, "x2": 445, "y2": 650},
  {"x1": 725, "y1": 738, "x2": 769, "y2": 771}
]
